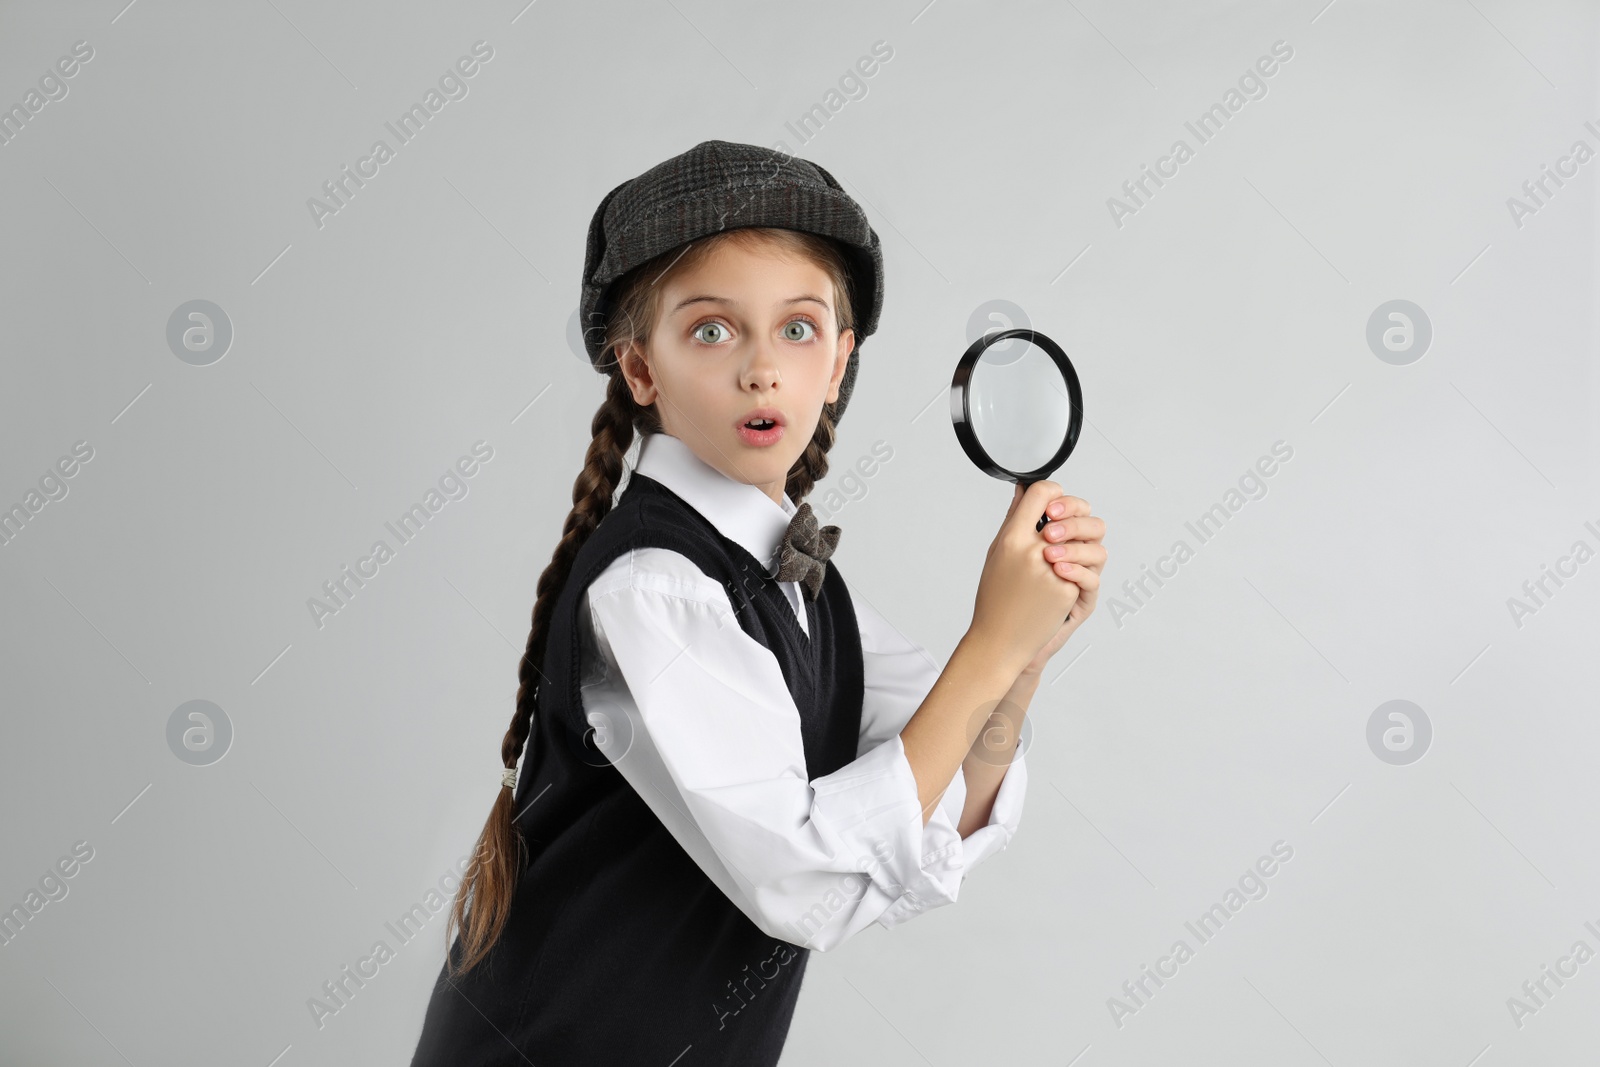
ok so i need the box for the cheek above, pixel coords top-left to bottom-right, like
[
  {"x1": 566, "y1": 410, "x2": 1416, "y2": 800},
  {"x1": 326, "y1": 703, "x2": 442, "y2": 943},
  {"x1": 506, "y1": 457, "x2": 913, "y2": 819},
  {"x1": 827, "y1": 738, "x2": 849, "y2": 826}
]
[{"x1": 648, "y1": 350, "x2": 698, "y2": 390}]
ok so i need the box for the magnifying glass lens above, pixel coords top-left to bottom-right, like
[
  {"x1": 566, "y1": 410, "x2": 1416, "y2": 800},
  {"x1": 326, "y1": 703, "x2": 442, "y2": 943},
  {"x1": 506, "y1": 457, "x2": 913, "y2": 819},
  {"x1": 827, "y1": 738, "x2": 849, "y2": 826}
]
[
  {"x1": 968, "y1": 339, "x2": 1076, "y2": 476},
  {"x1": 950, "y1": 327, "x2": 1084, "y2": 534}
]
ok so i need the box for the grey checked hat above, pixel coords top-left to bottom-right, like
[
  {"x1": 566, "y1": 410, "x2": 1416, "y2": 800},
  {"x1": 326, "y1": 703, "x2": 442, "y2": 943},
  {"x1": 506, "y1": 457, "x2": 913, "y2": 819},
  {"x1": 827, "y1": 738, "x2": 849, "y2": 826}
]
[{"x1": 579, "y1": 139, "x2": 884, "y2": 426}]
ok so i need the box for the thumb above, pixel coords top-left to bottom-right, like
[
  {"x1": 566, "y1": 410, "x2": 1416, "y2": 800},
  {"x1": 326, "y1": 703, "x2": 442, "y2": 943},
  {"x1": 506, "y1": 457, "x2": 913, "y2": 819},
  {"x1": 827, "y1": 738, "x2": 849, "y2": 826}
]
[{"x1": 1005, "y1": 480, "x2": 1024, "y2": 519}]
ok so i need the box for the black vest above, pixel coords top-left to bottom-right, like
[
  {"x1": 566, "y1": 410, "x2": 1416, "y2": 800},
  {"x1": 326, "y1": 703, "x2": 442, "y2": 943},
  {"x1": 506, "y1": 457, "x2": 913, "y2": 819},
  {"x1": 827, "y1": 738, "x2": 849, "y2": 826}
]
[{"x1": 410, "y1": 472, "x2": 865, "y2": 1066}]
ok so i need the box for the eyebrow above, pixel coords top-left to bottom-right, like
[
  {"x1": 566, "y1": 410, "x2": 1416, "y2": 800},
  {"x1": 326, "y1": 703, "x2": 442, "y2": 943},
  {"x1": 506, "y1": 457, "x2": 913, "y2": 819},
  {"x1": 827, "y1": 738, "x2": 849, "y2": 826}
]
[{"x1": 669, "y1": 295, "x2": 831, "y2": 315}]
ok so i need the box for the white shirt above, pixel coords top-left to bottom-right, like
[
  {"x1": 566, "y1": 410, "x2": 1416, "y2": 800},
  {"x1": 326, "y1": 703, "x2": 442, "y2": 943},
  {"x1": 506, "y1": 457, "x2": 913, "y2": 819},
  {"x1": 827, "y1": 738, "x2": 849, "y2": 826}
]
[{"x1": 576, "y1": 431, "x2": 1027, "y2": 953}]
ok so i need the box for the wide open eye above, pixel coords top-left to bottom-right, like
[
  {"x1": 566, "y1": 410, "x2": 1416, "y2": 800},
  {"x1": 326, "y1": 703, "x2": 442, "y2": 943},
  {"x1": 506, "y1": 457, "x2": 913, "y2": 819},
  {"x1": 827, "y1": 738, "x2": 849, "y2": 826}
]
[
  {"x1": 782, "y1": 318, "x2": 817, "y2": 342},
  {"x1": 692, "y1": 321, "x2": 729, "y2": 345}
]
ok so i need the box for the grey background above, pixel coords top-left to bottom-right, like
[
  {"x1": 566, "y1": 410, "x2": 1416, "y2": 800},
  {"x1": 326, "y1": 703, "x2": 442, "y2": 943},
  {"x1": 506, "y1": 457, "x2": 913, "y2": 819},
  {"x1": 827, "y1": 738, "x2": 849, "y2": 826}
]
[{"x1": 1, "y1": 0, "x2": 1596, "y2": 1063}]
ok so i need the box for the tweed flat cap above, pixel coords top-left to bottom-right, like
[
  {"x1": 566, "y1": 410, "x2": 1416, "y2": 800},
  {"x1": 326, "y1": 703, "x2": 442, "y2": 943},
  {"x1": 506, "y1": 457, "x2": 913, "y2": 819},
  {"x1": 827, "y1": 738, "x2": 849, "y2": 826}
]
[{"x1": 579, "y1": 139, "x2": 884, "y2": 426}]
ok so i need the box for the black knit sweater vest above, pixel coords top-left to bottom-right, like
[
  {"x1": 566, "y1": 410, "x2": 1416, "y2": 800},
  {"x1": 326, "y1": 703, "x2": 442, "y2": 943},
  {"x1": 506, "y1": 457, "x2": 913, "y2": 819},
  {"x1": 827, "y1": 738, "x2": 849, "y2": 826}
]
[{"x1": 410, "y1": 471, "x2": 865, "y2": 1066}]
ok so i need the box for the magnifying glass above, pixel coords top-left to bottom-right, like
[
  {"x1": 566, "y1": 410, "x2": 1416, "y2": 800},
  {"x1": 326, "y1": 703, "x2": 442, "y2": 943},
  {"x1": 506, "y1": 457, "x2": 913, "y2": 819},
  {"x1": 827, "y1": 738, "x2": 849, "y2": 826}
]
[{"x1": 950, "y1": 328, "x2": 1084, "y2": 532}]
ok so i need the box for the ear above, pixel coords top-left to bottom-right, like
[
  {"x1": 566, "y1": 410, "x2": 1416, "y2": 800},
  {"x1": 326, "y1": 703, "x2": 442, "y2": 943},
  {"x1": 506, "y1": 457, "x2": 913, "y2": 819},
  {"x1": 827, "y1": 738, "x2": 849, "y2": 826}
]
[
  {"x1": 824, "y1": 328, "x2": 854, "y2": 404},
  {"x1": 616, "y1": 339, "x2": 657, "y2": 406}
]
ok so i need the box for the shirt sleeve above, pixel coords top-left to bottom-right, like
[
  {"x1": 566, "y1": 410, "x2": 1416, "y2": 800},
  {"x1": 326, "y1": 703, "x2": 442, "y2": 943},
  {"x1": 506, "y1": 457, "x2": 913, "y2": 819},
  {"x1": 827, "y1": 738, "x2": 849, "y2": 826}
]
[
  {"x1": 848, "y1": 583, "x2": 1028, "y2": 931},
  {"x1": 579, "y1": 547, "x2": 1014, "y2": 952}
]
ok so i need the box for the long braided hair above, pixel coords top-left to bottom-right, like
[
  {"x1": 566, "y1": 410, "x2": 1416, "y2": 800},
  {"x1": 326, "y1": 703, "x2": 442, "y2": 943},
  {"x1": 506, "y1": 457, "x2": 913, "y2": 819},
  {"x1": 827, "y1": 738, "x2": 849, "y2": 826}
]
[{"x1": 445, "y1": 226, "x2": 858, "y2": 977}]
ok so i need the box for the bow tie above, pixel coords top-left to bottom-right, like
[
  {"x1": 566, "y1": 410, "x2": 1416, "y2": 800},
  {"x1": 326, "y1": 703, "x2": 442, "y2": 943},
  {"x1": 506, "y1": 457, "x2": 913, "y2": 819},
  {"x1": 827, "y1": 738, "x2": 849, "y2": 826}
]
[{"x1": 774, "y1": 502, "x2": 840, "y2": 601}]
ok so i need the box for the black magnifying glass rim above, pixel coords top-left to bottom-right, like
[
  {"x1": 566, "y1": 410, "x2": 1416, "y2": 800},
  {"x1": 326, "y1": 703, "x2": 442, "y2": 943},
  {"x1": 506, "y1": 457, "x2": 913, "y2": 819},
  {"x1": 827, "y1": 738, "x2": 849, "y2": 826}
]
[{"x1": 951, "y1": 327, "x2": 1084, "y2": 486}]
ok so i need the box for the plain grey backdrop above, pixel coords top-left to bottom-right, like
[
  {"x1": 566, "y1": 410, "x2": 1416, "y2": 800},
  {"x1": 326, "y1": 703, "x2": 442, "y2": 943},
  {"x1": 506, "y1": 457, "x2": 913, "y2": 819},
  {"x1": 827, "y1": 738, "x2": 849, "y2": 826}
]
[{"x1": 2, "y1": 0, "x2": 1597, "y2": 1063}]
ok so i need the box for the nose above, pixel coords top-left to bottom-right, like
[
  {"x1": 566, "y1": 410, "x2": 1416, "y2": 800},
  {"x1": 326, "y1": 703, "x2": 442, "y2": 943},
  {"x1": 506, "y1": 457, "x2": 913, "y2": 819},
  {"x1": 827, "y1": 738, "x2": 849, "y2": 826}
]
[{"x1": 739, "y1": 332, "x2": 781, "y2": 393}]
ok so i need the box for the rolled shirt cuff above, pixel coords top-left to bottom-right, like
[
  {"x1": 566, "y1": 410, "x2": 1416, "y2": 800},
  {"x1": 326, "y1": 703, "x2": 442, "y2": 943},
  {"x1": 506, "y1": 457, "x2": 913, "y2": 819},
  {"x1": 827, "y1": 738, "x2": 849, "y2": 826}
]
[
  {"x1": 872, "y1": 739, "x2": 1028, "y2": 931},
  {"x1": 810, "y1": 733, "x2": 967, "y2": 931}
]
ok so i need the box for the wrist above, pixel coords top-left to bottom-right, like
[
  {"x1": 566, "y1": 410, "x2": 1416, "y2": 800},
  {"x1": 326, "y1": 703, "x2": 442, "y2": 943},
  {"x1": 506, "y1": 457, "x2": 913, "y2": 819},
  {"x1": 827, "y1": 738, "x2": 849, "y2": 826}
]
[
  {"x1": 957, "y1": 627, "x2": 1034, "y2": 683},
  {"x1": 1012, "y1": 665, "x2": 1043, "y2": 686}
]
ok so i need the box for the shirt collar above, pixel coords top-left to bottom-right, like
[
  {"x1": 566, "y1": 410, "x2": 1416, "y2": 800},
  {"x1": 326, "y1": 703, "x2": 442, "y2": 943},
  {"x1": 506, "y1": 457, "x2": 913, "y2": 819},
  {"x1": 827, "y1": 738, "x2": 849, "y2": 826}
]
[{"x1": 633, "y1": 431, "x2": 796, "y2": 579}]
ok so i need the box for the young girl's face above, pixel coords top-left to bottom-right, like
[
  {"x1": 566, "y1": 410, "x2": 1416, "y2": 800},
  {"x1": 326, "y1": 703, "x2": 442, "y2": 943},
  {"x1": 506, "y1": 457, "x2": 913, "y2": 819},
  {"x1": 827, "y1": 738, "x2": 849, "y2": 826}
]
[{"x1": 620, "y1": 236, "x2": 854, "y2": 505}]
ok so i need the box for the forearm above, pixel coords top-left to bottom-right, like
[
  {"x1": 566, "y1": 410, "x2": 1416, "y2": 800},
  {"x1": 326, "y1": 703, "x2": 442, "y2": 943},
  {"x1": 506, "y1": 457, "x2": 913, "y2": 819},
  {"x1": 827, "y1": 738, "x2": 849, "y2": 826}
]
[
  {"x1": 899, "y1": 631, "x2": 1028, "y2": 826},
  {"x1": 956, "y1": 668, "x2": 1036, "y2": 837}
]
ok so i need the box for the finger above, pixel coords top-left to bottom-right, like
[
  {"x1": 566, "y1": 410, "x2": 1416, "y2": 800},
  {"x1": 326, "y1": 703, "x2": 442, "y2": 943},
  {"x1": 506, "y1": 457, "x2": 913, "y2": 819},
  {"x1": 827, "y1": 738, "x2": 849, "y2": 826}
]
[
  {"x1": 1036, "y1": 497, "x2": 1094, "y2": 534},
  {"x1": 1042, "y1": 495, "x2": 1092, "y2": 522},
  {"x1": 1022, "y1": 480, "x2": 1063, "y2": 510},
  {"x1": 1016, "y1": 481, "x2": 1059, "y2": 533},
  {"x1": 1054, "y1": 561, "x2": 1100, "y2": 590},
  {"x1": 1051, "y1": 565, "x2": 1082, "y2": 600},
  {"x1": 1041, "y1": 542, "x2": 1105, "y2": 567},
  {"x1": 1036, "y1": 500, "x2": 1081, "y2": 531},
  {"x1": 1041, "y1": 514, "x2": 1106, "y2": 543},
  {"x1": 1039, "y1": 519, "x2": 1076, "y2": 543}
]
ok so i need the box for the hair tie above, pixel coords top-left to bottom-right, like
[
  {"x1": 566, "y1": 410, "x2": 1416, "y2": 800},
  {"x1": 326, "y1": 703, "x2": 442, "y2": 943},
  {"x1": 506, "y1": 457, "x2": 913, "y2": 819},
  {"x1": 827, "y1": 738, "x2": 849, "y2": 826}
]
[{"x1": 501, "y1": 767, "x2": 517, "y2": 789}]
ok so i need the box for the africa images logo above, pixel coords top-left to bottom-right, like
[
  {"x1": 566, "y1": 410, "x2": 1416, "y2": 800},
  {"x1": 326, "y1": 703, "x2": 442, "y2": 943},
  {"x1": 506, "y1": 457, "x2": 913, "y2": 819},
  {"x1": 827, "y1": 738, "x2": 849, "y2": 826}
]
[
  {"x1": 1105, "y1": 40, "x2": 1295, "y2": 228},
  {"x1": 305, "y1": 41, "x2": 494, "y2": 229}
]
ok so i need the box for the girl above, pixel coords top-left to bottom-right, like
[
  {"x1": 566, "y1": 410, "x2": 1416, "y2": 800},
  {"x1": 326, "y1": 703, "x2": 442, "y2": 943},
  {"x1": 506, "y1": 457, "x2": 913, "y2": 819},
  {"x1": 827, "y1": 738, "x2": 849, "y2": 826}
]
[{"x1": 409, "y1": 140, "x2": 1106, "y2": 1065}]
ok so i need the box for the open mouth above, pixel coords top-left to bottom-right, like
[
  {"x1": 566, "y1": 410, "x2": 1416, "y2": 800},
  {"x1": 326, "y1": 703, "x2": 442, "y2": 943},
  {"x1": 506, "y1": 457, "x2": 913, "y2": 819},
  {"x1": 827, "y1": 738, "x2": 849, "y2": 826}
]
[{"x1": 737, "y1": 413, "x2": 784, "y2": 445}]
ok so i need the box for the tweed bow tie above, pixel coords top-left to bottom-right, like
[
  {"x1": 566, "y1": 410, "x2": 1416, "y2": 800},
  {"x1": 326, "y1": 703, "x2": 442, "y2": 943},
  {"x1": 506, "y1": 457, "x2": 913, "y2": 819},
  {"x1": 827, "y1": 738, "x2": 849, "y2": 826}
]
[{"x1": 774, "y1": 502, "x2": 840, "y2": 601}]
